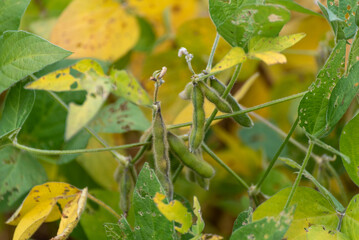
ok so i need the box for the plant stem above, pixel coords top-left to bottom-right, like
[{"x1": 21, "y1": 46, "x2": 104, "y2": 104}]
[
  {"x1": 284, "y1": 141, "x2": 315, "y2": 209},
  {"x1": 87, "y1": 193, "x2": 121, "y2": 220},
  {"x1": 326, "y1": 162, "x2": 348, "y2": 204},
  {"x1": 256, "y1": 117, "x2": 299, "y2": 190},
  {"x1": 310, "y1": 136, "x2": 350, "y2": 164},
  {"x1": 172, "y1": 164, "x2": 184, "y2": 182},
  {"x1": 202, "y1": 143, "x2": 249, "y2": 190},
  {"x1": 206, "y1": 33, "x2": 220, "y2": 72},
  {"x1": 204, "y1": 64, "x2": 242, "y2": 131}
]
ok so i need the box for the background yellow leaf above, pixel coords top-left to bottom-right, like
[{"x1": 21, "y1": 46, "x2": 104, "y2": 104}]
[{"x1": 51, "y1": 0, "x2": 139, "y2": 61}]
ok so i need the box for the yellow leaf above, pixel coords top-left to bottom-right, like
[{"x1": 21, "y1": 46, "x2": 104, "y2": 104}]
[
  {"x1": 202, "y1": 234, "x2": 223, "y2": 240},
  {"x1": 13, "y1": 199, "x2": 57, "y2": 240},
  {"x1": 211, "y1": 47, "x2": 247, "y2": 74},
  {"x1": 26, "y1": 59, "x2": 104, "y2": 92},
  {"x1": 153, "y1": 192, "x2": 192, "y2": 234},
  {"x1": 6, "y1": 182, "x2": 81, "y2": 226},
  {"x1": 51, "y1": 0, "x2": 139, "y2": 61},
  {"x1": 248, "y1": 33, "x2": 306, "y2": 65},
  {"x1": 52, "y1": 188, "x2": 88, "y2": 240}
]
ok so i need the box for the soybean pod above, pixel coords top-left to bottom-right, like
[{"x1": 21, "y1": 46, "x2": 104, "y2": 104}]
[
  {"x1": 167, "y1": 132, "x2": 215, "y2": 178},
  {"x1": 189, "y1": 83, "x2": 205, "y2": 152},
  {"x1": 197, "y1": 81, "x2": 232, "y2": 113},
  {"x1": 119, "y1": 167, "x2": 133, "y2": 216},
  {"x1": 152, "y1": 102, "x2": 173, "y2": 200},
  {"x1": 179, "y1": 82, "x2": 194, "y2": 100},
  {"x1": 210, "y1": 77, "x2": 253, "y2": 128}
]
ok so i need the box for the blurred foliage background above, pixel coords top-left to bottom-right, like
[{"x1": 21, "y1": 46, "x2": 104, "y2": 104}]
[{"x1": 1, "y1": 0, "x2": 358, "y2": 239}]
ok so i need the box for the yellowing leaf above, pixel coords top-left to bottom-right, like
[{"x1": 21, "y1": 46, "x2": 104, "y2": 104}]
[
  {"x1": 52, "y1": 188, "x2": 88, "y2": 240},
  {"x1": 66, "y1": 72, "x2": 112, "y2": 140},
  {"x1": 110, "y1": 69, "x2": 152, "y2": 107},
  {"x1": 13, "y1": 199, "x2": 56, "y2": 240},
  {"x1": 6, "y1": 182, "x2": 81, "y2": 226},
  {"x1": 153, "y1": 192, "x2": 192, "y2": 234},
  {"x1": 51, "y1": 0, "x2": 139, "y2": 61},
  {"x1": 202, "y1": 235, "x2": 223, "y2": 240},
  {"x1": 248, "y1": 33, "x2": 306, "y2": 65},
  {"x1": 26, "y1": 59, "x2": 104, "y2": 92},
  {"x1": 192, "y1": 196, "x2": 204, "y2": 236},
  {"x1": 211, "y1": 47, "x2": 247, "y2": 74},
  {"x1": 127, "y1": 0, "x2": 173, "y2": 19}
]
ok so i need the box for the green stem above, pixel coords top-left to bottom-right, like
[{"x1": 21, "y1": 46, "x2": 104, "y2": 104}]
[
  {"x1": 168, "y1": 91, "x2": 307, "y2": 130},
  {"x1": 172, "y1": 164, "x2": 184, "y2": 182},
  {"x1": 256, "y1": 117, "x2": 299, "y2": 190},
  {"x1": 310, "y1": 136, "x2": 350, "y2": 164},
  {"x1": 284, "y1": 141, "x2": 314, "y2": 209},
  {"x1": 87, "y1": 193, "x2": 121, "y2": 219},
  {"x1": 326, "y1": 162, "x2": 348, "y2": 205},
  {"x1": 202, "y1": 143, "x2": 249, "y2": 190},
  {"x1": 206, "y1": 33, "x2": 220, "y2": 72}
]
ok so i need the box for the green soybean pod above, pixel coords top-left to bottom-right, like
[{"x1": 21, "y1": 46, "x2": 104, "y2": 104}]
[
  {"x1": 119, "y1": 167, "x2": 133, "y2": 216},
  {"x1": 197, "y1": 81, "x2": 232, "y2": 113},
  {"x1": 152, "y1": 103, "x2": 173, "y2": 200},
  {"x1": 189, "y1": 83, "x2": 205, "y2": 152},
  {"x1": 195, "y1": 174, "x2": 210, "y2": 190},
  {"x1": 167, "y1": 132, "x2": 215, "y2": 178},
  {"x1": 184, "y1": 167, "x2": 196, "y2": 183},
  {"x1": 179, "y1": 82, "x2": 193, "y2": 100},
  {"x1": 210, "y1": 77, "x2": 254, "y2": 128}
]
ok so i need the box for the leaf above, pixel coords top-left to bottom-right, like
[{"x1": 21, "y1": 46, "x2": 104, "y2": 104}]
[
  {"x1": 0, "y1": 30, "x2": 71, "y2": 94},
  {"x1": 340, "y1": 113, "x2": 359, "y2": 186},
  {"x1": 65, "y1": 72, "x2": 112, "y2": 140},
  {"x1": 230, "y1": 206, "x2": 294, "y2": 240},
  {"x1": 0, "y1": 79, "x2": 35, "y2": 137},
  {"x1": 52, "y1": 188, "x2": 88, "y2": 240},
  {"x1": 348, "y1": 32, "x2": 359, "y2": 71},
  {"x1": 51, "y1": 0, "x2": 139, "y2": 61},
  {"x1": 0, "y1": 147, "x2": 47, "y2": 206},
  {"x1": 306, "y1": 225, "x2": 350, "y2": 240},
  {"x1": 326, "y1": 62, "x2": 359, "y2": 130},
  {"x1": 6, "y1": 182, "x2": 81, "y2": 225},
  {"x1": 153, "y1": 192, "x2": 192, "y2": 234},
  {"x1": 90, "y1": 98, "x2": 151, "y2": 133},
  {"x1": 279, "y1": 157, "x2": 345, "y2": 212},
  {"x1": 341, "y1": 194, "x2": 359, "y2": 239},
  {"x1": 133, "y1": 17, "x2": 156, "y2": 52},
  {"x1": 266, "y1": 0, "x2": 322, "y2": 16},
  {"x1": 232, "y1": 208, "x2": 252, "y2": 233},
  {"x1": 13, "y1": 199, "x2": 57, "y2": 240},
  {"x1": 133, "y1": 163, "x2": 175, "y2": 240},
  {"x1": 191, "y1": 196, "x2": 205, "y2": 236},
  {"x1": 0, "y1": 129, "x2": 19, "y2": 149},
  {"x1": 58, "y1": 130, "x2": 91, "y2": 164},
  {"x1": 252, "y1": 187, "x2": 339, "y2": 239},
  {"x1": 210, "y1": 47, "x2": 246, "y2": 74},
  {"x1": 104, "y1": 219, "x2": 135, "y2": 240},
  {"x1": 298, "y1": 40, "x2": 346, "y2": 138},
  {"x1": 209, "y1": 1, "x2": 290, "y2": 48},
  {"x1": 110, "y1": 69, "x2": 152, "y2": 107},
  {"x1": 247, "y1": 33, "x2": 306, "y2": 65},
  {"x1": 26, "y1": 59, "x2": 105, "y2": 92},
  {"x1": 0, "y1": 0, "x2": 30, "y2": 35}
]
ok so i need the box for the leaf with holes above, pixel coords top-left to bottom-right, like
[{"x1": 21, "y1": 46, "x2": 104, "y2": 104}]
[{"x1": 298, "y1": 40, "x2": 346, "y2": 138}]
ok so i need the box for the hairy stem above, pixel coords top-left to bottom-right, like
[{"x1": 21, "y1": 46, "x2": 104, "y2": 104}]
[
  {"x1": 88, "y1": 193, "x2": 121, "y2": 219},
  {"x1": 206, "y1": 33, "x2": 220, "y2": 72}
]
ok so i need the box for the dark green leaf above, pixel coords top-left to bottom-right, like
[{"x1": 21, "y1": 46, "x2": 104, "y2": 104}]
[
  {"x1": 104, "y1": 220, "x2": 135, "y2": 240},
  {"x1": 348, "y1": 31, "x2": 359, "y2": 71},
  {"x1": 133, "y1": 17, "x2": 156, "y2": 52},
  {"x1": 232, "y1": 207, "x2": 252, "y2": 233},
  {"x1": 298, "y1": 40, "x2": 346, "y2": 138},
  {"x1": 0, "y1": 79, "x2": 35, "y2": 137},
  {"x1": 0, "y1": 0, "x2": 30, "y2": 35},
  {"x1": 0, "y1": 30, "x2": 71, "y2": 94},
  {"x1": 58, "y1": 130, "x2": 91, "y2": 164}
]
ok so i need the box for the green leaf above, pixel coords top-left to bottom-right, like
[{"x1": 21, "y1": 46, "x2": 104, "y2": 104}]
[
  {"x1": 0, "y1": 147, "x2": 47, "y2": 206},
  {"x1": 0, "y1": 0, "x2": 30, "y2": 35},
  {"x1": 133, "y1": 17, "x2": 155, "y2": 52},
  {"x1": 232, "y1": 208, "x2": 252, "y2": 233},
  {"x1": 298, "y1": 40, "x2": 346, "y2": 138},
  {"x1": 104, "y1": 219, "x2": 135, "y2": 240},
  {"x1": 318, "y1": 2, "x2": 346, "y2": 40},
  {"x1": 340, "y1": 113, "x2": 359, "y2": 186},
  {"x1": 230, "y1": 206, "x2": 294, "y2": 240},
  {"x1": 326, "y1": 62, "x2": 359, "y2": 130},
  {"x1": 209, "y1": 1, "x2": 290, "y2": 48},
  {"x1": 252, "y1": 187, "x2": 339, "y2": 239},
  {"x1": 0, "y1": 129, "x2": 19, "y2": 150},
  {"x1": 66, "y1": 72, "x2": 112, "y2": 140},
  {"x1": 110, "y1": 69, "x2": 152, "y2": 107},
  {"x1": 279, "y1": 157, "x2": 345, "y2": 212},
  {"x1": 210, "y1": 47, "x2": 246, "y2": 74},
  {"x1": 58, "y1": 130, "x2": 91, "y2": 164},
  {"x1": 0, "y1": 30, "x2": 71, "y2": 94},
  {"x1": 266, "y1": 0, "x2": 322, "y2": 16},
  {"x1": 191, "y1": 196, "x2": 205, "y2": 236},
  {"x1": 306, "y1": 225, "x2": 350, "y2": 239},
  {"x1": 90, "y1": 98, "x2": 150, "y2": 134},
  {"x1": 341, "y1": 194, "x2": 359, "y2": 239},
  {"x1": 247, "y1": 33, "x2": 306, "y2": 65},
  {"x1": 348, "y1": 32, "x2": 359, "y2": 71},
  {"x1": 133, "y1": 163, "x2": 175, "y2": 240},
  {"x1": 0, "y1": 79, "x2": 35, "y2": 137}
]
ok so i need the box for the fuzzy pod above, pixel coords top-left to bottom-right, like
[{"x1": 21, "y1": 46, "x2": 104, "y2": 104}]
[
  {"x1": 119, "y1": 167, "x2": 133, "y2": 215},
  {"x1": 189, "y1": 83, "x2": 205, "y2": 152},
  {"x1": 197, "y1": 81, "x2": 232, "y2": 113},
  {"x1": 179, "y1": 82, "x2": 194, "y2": 100},
  {"x1": 210, "y1": 77, "x2": 254, "y2": 128},
  {"x1": 152, "y1": 103, "x2": 173, "y2": 200},
  {"x1": 167, "y1": 132, "x2": 215, "y2": 178}
]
